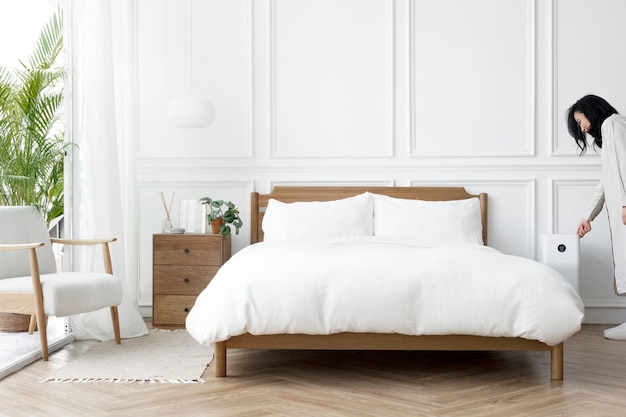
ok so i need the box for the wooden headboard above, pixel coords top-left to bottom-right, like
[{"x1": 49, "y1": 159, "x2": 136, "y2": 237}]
[{"x1": 250, "y1": 186, "x2": 488, "y2": 245}]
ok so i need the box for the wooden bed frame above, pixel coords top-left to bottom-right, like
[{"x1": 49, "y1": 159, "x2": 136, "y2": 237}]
[{"x1": 213, "y1": 186, "x2": 564, "y2": 380}]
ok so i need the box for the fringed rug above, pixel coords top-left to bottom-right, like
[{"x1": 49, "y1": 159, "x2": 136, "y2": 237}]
[{"x1": 43, "y1": 329, "x2": 213, "y2": 383}]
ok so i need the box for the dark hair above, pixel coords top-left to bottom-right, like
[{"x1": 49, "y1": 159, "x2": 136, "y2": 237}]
[{"x1": 567, "y1": 94, "x2": 618, "y2": 155}]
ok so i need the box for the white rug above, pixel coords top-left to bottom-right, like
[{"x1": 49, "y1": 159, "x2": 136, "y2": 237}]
[{"x1": 43, "y1": 329, "x2": 213, "y2": 383}]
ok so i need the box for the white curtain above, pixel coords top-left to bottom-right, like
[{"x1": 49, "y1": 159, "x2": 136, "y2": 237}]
[{"x1": 68, "y1": 0, "x2": 148, "y2": 340}]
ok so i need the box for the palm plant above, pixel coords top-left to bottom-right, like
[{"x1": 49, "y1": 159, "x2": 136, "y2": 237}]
[{"x1": 0, "y1": 9, "x2": 67, "y2": 226}]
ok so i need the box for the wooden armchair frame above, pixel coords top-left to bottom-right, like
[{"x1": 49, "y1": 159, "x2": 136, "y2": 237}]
[{"x1": 0, "y1": 238, "x2": 121, "y2": 360}]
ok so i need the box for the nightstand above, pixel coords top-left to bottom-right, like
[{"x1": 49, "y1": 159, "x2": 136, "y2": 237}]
[{"x1": 152, "y1": 233, "x2": 231, "y2": 329}]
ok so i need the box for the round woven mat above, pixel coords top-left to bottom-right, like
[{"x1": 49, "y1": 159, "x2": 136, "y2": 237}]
[{"x1": 0, "y1": 313, "x2": 31, "y2": 332}]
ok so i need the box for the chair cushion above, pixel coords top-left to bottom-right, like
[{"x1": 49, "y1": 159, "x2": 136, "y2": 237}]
[{"x1": 0, "y1": 272, "x2": 123, "y2": 317}]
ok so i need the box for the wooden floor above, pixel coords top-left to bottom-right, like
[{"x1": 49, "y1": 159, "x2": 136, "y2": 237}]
[{"x1": 0, "y1": 324, "x2": 625, "y2": 416}]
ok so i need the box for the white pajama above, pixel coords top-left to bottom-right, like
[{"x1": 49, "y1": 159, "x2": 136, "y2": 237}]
[{"x1": 584, "y1": 114, "x2": 626, "y2": 295}]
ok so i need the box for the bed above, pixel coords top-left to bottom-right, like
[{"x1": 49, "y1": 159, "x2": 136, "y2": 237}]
[{"x1": 185, "y1": 186, "x2": 584, "y2": 379}]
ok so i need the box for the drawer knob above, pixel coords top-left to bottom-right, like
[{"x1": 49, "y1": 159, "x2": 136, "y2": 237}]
[
  {"x1": 184, "y1": 308, "x2": 190, "y2": 312},
  {"x1": 184, "y1": 248, "x2": 190, "y2": 253},
  {"x1": 184, "y1": 277, "x2": 189, "y2": 283}
]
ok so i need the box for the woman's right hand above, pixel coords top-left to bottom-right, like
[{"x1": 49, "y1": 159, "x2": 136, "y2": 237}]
[{"x1": 577, "y1": 219, "x2": 591, "y2": 238}]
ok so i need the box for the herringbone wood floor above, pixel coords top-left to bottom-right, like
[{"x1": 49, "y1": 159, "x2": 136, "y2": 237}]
[{"x1": 0, "y1": 324, "x2": 624, "y2": 417}]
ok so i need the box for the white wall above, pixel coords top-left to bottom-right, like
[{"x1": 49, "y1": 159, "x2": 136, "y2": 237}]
[{"x1": 132, "y1": 0, "x2": 626, "y2": 323}]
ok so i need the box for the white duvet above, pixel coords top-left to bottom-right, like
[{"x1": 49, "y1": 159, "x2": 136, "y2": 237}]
[{"x1": 186, "y1": 237, "x2": 584, "y2": 347}]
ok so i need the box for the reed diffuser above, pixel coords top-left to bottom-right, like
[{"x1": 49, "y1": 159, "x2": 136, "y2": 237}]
[{"x1": 160, "y1": 191, "x2": 174, "y2": 231}]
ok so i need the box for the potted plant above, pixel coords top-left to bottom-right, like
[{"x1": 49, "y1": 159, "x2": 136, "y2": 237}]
[{"x1": 199, "y1": 197, "x2": 243, "y2": 235}]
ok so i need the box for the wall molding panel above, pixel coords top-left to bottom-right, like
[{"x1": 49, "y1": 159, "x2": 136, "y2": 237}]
[
  {"x1": 137, "y1": 0, "x2": 254, "y2": 159},
  {"x1": 269, "y1": 0, "x2": 395, "y2": 158},
  {"x1": 410, "y1": 0, "x2": 536, "y2": 157}
]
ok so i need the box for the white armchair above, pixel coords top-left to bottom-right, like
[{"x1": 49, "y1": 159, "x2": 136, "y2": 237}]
[{"x1": 0, "y1": 206, "x2": 122, "y2": 360}]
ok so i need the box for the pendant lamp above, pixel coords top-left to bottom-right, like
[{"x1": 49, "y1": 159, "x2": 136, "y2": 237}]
[
  {"x1": 168, "y1": 96, "x2": 215, "y2": 128},
  {"x1": 168, "y1": 0, "x2": 215, "y2": 128}
]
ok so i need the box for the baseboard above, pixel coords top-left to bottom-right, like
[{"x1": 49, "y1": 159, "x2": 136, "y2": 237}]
[
  {"x1": 138, "y1": 305, "x2": 152, "y2": 318},
  {"x1": 584, "y1": 307, "x2": 626, "y2": 325}
]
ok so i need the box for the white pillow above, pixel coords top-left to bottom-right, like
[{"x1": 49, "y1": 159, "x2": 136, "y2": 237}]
[
  {"x1": 372, "y1": 193, "x2": 483, "y2": 244},
  {"x1": 262, "y1": 193, "x2": 374, "y2": 242}
]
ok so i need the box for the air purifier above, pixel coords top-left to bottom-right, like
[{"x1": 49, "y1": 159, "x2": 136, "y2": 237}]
[{"x1": 538, "y1": 234, "x2": 580, "y2": 293}]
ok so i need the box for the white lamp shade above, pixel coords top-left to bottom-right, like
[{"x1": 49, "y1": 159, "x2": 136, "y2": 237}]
[{"x1": 167, "y1": 96, "x2": 216, "y2": 128}]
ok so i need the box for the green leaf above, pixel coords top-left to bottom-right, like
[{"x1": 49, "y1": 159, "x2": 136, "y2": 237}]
[
  {"x1": 0, "y1": 8, "x2": 66, "y2": 227},
  {"x1": 222, "y1": 210, "x2": 235, "y2": 222}
]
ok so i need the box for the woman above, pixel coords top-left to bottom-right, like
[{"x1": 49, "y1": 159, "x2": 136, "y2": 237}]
[{"x1": 568, "y1": 94, "x2": 626, "y2": 339}]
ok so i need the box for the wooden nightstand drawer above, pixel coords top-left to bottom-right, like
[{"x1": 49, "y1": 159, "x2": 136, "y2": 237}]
[
  {"x1": 152, "y1": 233, "x2": 231, "y2": 329},
  {"x1": 153, "y1": 265, "x2": 220, "y2": 294},
  {"x1": 153, "y1": 295, "x2": 197, "y2": 325},
  {"x1": 153, "y1": 234, "x2": 225, "y2": 266}
]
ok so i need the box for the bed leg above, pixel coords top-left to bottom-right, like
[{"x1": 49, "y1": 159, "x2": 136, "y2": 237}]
[
  {"x1": 215, "y1": 341, "x2": 227, "y2": 377},
  {"x1": 550, "y1": 343, "x2": 564, "y2": 380}
]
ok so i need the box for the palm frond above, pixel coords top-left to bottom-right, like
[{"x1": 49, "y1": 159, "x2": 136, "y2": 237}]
[
  {"x1": 28, "y1": 8, "x2": 64, "y2": 71},
  {"x1": 0, "y1": 8, "x2": 66, "y2": 226}
]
